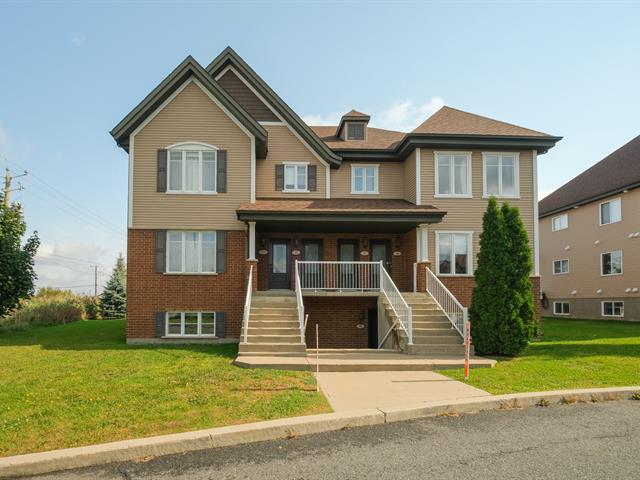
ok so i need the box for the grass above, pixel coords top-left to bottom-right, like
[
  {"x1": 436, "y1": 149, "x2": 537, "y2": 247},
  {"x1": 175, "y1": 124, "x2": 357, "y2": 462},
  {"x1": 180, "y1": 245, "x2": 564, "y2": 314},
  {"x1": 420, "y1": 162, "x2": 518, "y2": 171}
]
[
  {"x1": 0, "y1": 320, "x2": 330, "y2": 457},
  {"x1": 443, "y1": 317, "x2": 640, "y2": 394}
]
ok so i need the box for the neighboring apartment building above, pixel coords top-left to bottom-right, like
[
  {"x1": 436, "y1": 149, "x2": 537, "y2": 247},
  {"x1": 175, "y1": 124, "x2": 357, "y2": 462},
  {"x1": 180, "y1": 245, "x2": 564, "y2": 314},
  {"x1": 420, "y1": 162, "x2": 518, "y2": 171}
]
[
  {"x1": 110, "y1": 47, "x2": 560, "y2": 354},
  {"x1": 539, "y1": 135, "x2": 640, "y2": 321}
]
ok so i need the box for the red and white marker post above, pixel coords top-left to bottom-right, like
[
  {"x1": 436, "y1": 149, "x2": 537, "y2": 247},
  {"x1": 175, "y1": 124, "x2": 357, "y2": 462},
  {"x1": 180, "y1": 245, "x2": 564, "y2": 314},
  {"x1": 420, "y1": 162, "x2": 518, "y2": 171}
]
[{"x1": 464, "y1": 321, "x2": 471, "y2": 381}]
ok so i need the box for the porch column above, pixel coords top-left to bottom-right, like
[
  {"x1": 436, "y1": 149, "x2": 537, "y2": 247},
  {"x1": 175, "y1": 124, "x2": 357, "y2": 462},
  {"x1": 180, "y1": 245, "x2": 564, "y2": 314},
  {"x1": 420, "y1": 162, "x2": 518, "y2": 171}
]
[
  {"x1": 246, "y1": 222, "x2": 258, "y2": 291},
  {"x1": 248, "y1": 221, "x2": 256, "y2": 260},
  {"x1": 416, "y1": 224, "x2": 431, "y2": 292},
  {"x1": 418, "y1": 224, "x2": 429, "y2": 262}
]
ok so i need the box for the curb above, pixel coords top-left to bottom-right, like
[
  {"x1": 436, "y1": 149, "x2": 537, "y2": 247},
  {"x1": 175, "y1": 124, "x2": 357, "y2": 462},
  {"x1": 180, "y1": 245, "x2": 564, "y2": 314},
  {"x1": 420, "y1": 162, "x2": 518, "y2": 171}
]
[{"x1": 1, "y1": 386, "x2": 639, "y2": 478}]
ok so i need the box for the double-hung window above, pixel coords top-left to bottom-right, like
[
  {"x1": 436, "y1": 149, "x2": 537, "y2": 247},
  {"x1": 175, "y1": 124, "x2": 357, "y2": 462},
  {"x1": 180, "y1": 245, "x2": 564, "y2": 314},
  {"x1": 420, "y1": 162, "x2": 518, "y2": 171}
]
[
  {"x1": 436, "y1": 232, "x2": 472, "y2": 275},
  {"x1": 166, "y1": 312, "x2": 217, "y2": 337},
  {"x1": 552, "y1": 214, "x2": 568, "y2": 231},
  {"x1": 600, "y1": 198, "x2": 622, "y2": 225},
  {"x1": 435, "y1": 152, "x2": 471, "y2": 197},
  {"x1": 483, "y1": 153, "x2": 519, "y2": 198},
  {"x1": 352, "y1": 165, "x2": 379, "y2": 194},
  {"x1": 553, "y1": 302, "x2": 570, "y2": 315},
  {"x1": 168, "y1": 144, "x2": 217, "y2": 193},
  {"x1": 553, "y1": 259, "x2": 569, "y2": 275},
  {"x1": 602, "y1": 301, "x2": 624, "y2": 317},
  {"x1": 284, "y1": 163, "x2": 308, "y2": 192},
  {"x1": 601, "y1": 250, "x2": 623, "y2": 276},
  {"x1": 167, "y1": 231, "x2": 217, "y2": 273}
]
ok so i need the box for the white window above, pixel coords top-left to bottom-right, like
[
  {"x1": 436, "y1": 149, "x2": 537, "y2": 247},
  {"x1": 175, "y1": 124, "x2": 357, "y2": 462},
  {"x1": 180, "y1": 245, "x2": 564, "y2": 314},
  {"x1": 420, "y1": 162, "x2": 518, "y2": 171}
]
[
  {"x1": 553, "y1": 302, "x2": 570, "y2": 315},
  {"x1": 601, "y1": 250, "x2": 623, "y2": 276},
  {"x1": 436, "y1": 232, "x2": 472, "y2": 275},
  {"x1": 602, "y1": 301, "x2": 624, "y2": 317},
  {"x1": 435, "y1": 152, "x2": 472, "y2": 197},
  {"x1": 168, "y1": 144, "x2": 217, "y2": 193},
  {"x1": 552, "y1": 214, "x2": 568, "y2": 231},
  {"x1": 553, "y1": 259, "x2": 569, "y2": 275},
  {"x1": 166, "y1": 312, "x2": 217, "y2": 337},
  {"x1": 351, "y1": 165, "x2": 379, "y2": 194},
  {"x1": 483, "y1": 153, "x2": 519, "y2": 198},
  {"x1": 600, "y1": 198, "x2": 622, "y2": 225},
  {"x1": 167, "y1": 231, "x2": 217, "y2": 274},
  {"x1": 284, "y1": 163, "x2": 308, "y2": 192}
]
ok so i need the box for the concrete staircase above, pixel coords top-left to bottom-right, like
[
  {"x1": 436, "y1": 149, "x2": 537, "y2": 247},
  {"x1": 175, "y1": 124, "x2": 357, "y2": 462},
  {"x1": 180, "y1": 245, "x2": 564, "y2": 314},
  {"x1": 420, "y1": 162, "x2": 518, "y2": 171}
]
[
  {"x1": 238, "y1": 291, "x2": 306, "y2": 357},
  {"x1": 383, "y1": 292, "x2": 472, "y2": 356}
]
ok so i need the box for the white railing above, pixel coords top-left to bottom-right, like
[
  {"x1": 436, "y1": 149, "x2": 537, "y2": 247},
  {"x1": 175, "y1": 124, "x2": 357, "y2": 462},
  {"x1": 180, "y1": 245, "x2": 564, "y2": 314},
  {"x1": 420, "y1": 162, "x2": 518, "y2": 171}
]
[
  {"x1": 380, "y1": 263, "x2": 413, "y2": 345},
  {"x1": 425, "y1": 266, "x2": 467, "y2": 341},
  {"x1": 297, "y1": 261, "x2": 382, "y2": 291},
  {"x1": 242, "y1": 265, "x2": 253, "y2": 343},
  {"x1": 294, "y1": 261, "x2": 305, "y2": 344}
]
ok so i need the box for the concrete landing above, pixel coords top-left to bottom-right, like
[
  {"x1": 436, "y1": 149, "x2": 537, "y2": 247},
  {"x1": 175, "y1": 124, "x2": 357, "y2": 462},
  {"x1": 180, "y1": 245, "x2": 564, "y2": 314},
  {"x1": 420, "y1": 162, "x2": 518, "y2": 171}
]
[{"x1": 234, "y1": 349, "x2": 496, "y2": 372}]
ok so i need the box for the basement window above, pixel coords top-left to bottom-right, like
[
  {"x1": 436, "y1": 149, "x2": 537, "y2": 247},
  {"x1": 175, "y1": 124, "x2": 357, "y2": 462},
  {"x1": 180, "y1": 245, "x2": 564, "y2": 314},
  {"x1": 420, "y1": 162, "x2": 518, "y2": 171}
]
[
  {"x1": 553, "y1": 302, "x2": 570, "y2": 316},
  {"x1": 602, "y1": 301, "x2": 624, "y2": 317},
  {"x1": 166, "y1": 312, "x2": 217, "y2": 337}
]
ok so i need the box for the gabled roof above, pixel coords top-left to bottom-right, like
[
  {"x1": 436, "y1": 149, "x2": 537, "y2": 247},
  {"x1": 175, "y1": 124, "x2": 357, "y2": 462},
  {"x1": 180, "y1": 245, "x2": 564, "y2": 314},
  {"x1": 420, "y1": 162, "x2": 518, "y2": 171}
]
[
  {"x1": 110, "y1": 56, "x2": 268, "y2": 157},
  {"x1": 342, "y1": 109, "x2": 369, "y2": 118},
  {"x1": 310, "y1": 126, "x2": 405, "y2": 150},
  {"x1": 335, "y1": 109, "x2": 371, "y2": 137},
  {"x1": 413, "y1": 106, "x2": 552, "y2": 137},
  {"x1": 207, "y1": 47, "x2": 342, "y2": 167},
  {"x1": 539, "y1": 134, "x2": 640, "y2": 218}
]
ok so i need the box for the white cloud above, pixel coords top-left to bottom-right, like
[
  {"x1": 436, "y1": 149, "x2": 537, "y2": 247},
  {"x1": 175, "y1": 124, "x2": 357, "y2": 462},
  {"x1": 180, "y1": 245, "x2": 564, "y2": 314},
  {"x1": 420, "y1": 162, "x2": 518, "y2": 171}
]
[{"x1": 70, "y1": 34, "x2": 86, "y2": 47}]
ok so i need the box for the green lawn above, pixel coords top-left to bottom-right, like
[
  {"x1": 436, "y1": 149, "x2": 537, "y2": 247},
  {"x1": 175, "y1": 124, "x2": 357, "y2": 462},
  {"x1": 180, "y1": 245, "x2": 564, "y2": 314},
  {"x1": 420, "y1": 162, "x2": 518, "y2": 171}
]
[
  {"x1": 0, "y1": 320, "x2": 330, "y2": 457},
  {"x1": 443, "y1": 317, "x2": 640, "y2": 394}
]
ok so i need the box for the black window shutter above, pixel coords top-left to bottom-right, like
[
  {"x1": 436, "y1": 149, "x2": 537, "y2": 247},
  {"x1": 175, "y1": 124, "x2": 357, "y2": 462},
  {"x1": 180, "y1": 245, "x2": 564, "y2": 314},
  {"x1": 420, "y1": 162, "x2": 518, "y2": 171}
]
[
  {"x1": 157, "y1": 150, "x2": 167, "y2": 192},
  {"x1": 216, "y1": 312, "x2": 225, "y2": 338},
  {"x1": 275, "y1": 164, "x2": 284, "y2": 191},
  {"x1": 308, "y1": 165, "x2": 317, "y2": 191},
  {"x1": 216, "y1": 231, "x2": 227, "y2": 273},
  {"x1": 155, "y1": 230, "x2": 167, "y2": 273},
  {"x1": 217, "y1": 150, "x2": 227, "y2": 193},
  {"x1": 155, "y1": 312, "x2": 166, "y2": 337}
]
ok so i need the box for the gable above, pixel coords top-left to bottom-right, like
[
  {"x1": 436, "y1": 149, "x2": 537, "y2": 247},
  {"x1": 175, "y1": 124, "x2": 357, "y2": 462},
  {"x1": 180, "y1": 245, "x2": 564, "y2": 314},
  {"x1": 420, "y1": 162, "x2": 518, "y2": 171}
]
[{"x1": 217, "y1": 69, "x2": 279, "y2": 122}]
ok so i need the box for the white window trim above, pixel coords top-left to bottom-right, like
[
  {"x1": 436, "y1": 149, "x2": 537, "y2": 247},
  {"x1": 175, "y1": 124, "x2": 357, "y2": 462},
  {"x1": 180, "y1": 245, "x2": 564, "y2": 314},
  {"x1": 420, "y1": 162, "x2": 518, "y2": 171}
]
[
  {"x1": 553, "y1": 259, "x2": 569, "y2": 275},
  {"x1": 601, "y1": 301, "x2": 624, "y2": 318},
  {"x1": 434, "y1": 231, "x2": 474, "y2": 276},
  {"x1": 599, "y1": 197, "x2": 622, "y2": 226},
  {"x1": 601, "y1": 250, "x2": 623, "y2": 277},
  {"x1": 552, "y1": 213, "x2": 569, "y2": 232},
  {"x1": 165, "y1": 312, "x2": 218, "y2": 337},
  {"x1": 166, "y1": 231, "x2": 217, "y2": 274},
  {"x1": 434, "y1": 151, "x2": 473, "y2": 198},
  {"x1": 166, "y1": 142, "x2": 218, "y2": 195},
  {"x1": 351, "y1": 164, "x2": 380, "y2": 194},
  {"x1": 553, "y1": 301, "x2": 570, "y2": 316},
  {"x1": 482, "y1": 152, "x2": 520, "y2": 199},
  {"x1": 282, "y1": 161, "x2": 310, "y2": 193}
]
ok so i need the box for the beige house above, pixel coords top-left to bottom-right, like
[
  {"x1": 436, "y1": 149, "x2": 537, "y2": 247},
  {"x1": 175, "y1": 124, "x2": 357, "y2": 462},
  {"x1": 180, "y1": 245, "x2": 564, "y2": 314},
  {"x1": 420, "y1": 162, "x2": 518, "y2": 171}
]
[{"x1": 539, "y1": 135, "x2": 640, "y2": 321}]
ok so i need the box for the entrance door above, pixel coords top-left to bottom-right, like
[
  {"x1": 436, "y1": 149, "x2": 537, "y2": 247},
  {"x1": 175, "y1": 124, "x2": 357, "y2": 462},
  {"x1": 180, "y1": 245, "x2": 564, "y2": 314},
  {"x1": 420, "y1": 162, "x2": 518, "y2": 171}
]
[
  {"x1": 370, "y1": 240, "x2": 391, "y2": 288},
  {"x1": 368, "y1": 307, "x2": 379, "y2": 348},
  {"x1": 301, "y1": 240, "x2": 323, "y2": 289},
  {"x1": 269, "y1": 240, "x2": 291, "y2": 290},
  {"x1": 338, "y1": 240, "x2": 358, "y2": 289}
]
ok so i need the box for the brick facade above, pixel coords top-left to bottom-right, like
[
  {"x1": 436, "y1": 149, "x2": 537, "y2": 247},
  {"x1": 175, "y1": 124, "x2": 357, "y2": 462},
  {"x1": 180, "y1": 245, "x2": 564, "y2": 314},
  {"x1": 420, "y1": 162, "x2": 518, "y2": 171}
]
[{"x1": 126, "y1": 229, "x2": 249, "y2": 341}]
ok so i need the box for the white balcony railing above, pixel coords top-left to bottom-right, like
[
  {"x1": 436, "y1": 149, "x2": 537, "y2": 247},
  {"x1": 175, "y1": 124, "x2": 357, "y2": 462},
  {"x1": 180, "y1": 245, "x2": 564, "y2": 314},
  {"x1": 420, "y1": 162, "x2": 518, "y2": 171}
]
[
  {"x1": 294, "y1": 261, "x2": 306, "y2": 344},
  {"x1": 297, "y1": 261, "x2": 382, "y2": 291},
  {"x1": 425, "y1": 266, "x2": 467, "y2": 341}
]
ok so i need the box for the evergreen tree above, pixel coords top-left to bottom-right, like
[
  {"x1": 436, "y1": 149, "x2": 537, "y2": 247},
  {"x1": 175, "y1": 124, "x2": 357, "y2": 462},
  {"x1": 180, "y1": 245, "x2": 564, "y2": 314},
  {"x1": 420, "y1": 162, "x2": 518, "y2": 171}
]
[
  {"x1": 0, "y1": 192, "x2": 40, "y2": 316},
  {"x1": 100, "y1": 254, "x2": 126, "y2": 318}
]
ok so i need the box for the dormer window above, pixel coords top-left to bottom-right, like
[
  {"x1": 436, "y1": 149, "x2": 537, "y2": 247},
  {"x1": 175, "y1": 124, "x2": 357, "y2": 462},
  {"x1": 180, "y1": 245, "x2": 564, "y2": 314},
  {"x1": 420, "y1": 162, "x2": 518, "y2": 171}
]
[
  {"x1": 347, "y1": 122, "x2": 366, "y2": 140},
  {"x1": 336, "y1": 110, "x2": 370, "y2": 140}
]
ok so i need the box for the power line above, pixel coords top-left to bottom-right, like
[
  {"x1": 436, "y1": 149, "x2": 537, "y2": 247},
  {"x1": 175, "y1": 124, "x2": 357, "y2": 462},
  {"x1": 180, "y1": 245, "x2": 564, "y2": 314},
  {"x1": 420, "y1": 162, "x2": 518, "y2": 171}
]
[{"x1": 37, "y1": 252, "x2": 114, "y2": 268}]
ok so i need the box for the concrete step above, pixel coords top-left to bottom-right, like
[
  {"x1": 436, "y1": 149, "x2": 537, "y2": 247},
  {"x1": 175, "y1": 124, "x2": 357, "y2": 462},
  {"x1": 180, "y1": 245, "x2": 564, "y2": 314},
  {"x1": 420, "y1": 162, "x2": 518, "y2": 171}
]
[
  {"x1": 253, "y1": 290, "x2": 295, "y2": 297},
  {"x1": 247, "y1": 327, "x2": 301, "y2": 335},
  {"x1": 250, "y1": 307, "x2": 298, "y2": 315},
  {"x1": 413, "y1": 327, "x2": 460, "y2": 335},
  {"x1": 251, "y1": 298, "x2": 297, "y2": 305},
  {"x1": 412, "y1": 335, "x2": 464, "y2": 345},
  {"x1": 407, "y1": 344, "x2": 474, "y2": 355},
  {"x1": 245, "y1": 335, "x2": 302, "y2": 344},
  {"x1": 412, "y1": 319, "x2": 451, "y2": 326},
  {"x1": 247, "y1": 320, "x2": 300, "y2": 329},
  {"x1": 249, "y1": 314, "x2": 299, "y2": 321},
  {"x1": 238, "y1": 342, "x2": 306, "y2": 354}
]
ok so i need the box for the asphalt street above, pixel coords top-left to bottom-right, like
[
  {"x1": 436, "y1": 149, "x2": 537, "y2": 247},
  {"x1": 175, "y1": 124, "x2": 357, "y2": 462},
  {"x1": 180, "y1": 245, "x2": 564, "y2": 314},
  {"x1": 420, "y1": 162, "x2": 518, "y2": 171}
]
[{"x1": 23, "y1": 400, "x2": 640, "y2": 480}]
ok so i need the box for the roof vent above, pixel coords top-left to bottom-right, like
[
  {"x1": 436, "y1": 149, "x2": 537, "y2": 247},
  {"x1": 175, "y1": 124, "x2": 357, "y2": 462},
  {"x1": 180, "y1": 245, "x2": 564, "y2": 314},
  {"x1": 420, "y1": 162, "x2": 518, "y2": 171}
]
[{"x1": 337, "y1": 110, "x2": 370, "y2": 140}]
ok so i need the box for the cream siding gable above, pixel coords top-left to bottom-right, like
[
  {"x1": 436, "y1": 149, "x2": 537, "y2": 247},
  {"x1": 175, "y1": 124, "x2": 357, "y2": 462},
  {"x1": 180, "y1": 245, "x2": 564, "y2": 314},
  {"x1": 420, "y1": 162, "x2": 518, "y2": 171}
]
[{"x1": 331, "y1": 161, "x2": 405, "y2": 199}]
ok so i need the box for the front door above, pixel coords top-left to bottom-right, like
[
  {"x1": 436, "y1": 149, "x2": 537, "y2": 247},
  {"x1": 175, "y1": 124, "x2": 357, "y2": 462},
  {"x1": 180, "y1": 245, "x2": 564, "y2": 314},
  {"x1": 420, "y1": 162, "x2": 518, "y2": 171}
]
[
  {"x1": 370, "y1": 240, "x2": 391, "y2": 287},
  {"x1": 301, "y1": 240, "x2": 323, "y2": 289},
  {"x1": 338, "y1": 240, "x2": 358, "y2": 289},
  {"x1": 269, "y1": 240, "x2": 291, "y2": 290}
]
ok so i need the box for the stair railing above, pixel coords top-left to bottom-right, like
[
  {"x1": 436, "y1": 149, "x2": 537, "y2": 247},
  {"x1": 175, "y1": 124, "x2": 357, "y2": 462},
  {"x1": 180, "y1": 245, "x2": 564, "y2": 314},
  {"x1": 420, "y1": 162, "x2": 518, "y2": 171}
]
[
  {"x1": 379, "y1": 261, "x2": 413, "y2": 345},
  {"x1": 294, "y1": 261, "x2": 305, "y2": 345},
  {"x1": 425, "y1": 266, "x2": 467, "y2": 341},
  {"x1": 242, "y1": 265, "x2": 253, "y2": 344}
]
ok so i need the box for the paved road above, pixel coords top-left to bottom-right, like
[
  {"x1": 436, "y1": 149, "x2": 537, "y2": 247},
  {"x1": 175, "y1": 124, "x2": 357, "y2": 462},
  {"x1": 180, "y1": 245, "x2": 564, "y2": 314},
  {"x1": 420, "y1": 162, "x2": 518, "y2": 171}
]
[{"x1": 25, "y1": 401, "x2": 640, "y2": 480}]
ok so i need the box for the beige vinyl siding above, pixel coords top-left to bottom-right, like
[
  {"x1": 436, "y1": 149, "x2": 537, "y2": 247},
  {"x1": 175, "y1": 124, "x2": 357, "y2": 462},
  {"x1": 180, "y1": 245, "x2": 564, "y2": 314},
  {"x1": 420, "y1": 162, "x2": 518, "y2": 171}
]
[
  {"x1": 420, "y1": 148, "x2": 536, "y2": 271},
  {"x1": 255, "y1": 124, "x2": 327, "y2": 198},
  {"x1": 404, "y1": 150, "x2": 417, "y2": 203},
  {"x1": 540, "y1": 188, "x2": 640, "y2": 301},
  {"x1": 132, "y1": 81, "x2": 251, "y2": 230},
  {"x1": 331, "y1": 161, "x2": 404, "y2": 198}
]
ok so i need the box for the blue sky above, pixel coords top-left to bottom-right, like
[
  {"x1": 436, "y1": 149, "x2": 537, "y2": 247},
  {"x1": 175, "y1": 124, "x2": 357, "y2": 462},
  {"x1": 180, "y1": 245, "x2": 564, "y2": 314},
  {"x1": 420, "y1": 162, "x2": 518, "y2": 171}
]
[{"x1": 1, "y1": 1, "x2": 639, "y2": 292}]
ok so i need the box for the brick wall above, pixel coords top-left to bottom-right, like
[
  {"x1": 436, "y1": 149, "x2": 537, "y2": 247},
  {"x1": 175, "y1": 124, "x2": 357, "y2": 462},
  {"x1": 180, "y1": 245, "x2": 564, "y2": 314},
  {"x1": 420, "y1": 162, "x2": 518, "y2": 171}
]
[{"x1": 126, "y1": 229, "x2": 248, "y2": 340}]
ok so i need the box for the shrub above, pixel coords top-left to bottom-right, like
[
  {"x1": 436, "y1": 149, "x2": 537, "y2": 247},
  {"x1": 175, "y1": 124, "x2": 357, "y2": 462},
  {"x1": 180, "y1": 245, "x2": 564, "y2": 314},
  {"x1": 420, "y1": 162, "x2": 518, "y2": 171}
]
[{"x1": 82, "y1": 296, "x2": 102, "y2": 320}]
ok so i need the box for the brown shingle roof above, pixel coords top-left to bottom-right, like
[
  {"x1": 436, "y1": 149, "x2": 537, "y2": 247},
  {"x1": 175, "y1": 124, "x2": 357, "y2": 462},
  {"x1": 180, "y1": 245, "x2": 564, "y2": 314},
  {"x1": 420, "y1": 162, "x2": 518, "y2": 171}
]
[
  {"x1": 539, "y1": 134, "x2": 640, "y2": 217},
  {"x1": 342, "y1": 109, "x2": 370, "y2": 118},
  {"x1": 309, "y1": 126, "x2": 405, "y2": 150},
  {"x1": 237, "y1": 198, "x2": 442, "y2": 214},
  {"x1": 412, "y1": 106, "x2": 552, "y2": 137}
]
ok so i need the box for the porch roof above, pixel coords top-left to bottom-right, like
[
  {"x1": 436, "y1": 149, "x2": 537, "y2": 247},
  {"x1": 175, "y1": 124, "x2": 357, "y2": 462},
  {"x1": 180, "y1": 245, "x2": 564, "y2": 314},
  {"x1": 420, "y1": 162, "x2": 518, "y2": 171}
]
[{"x1": 237, "y1": 199, "x2": 446, "y2": 233}]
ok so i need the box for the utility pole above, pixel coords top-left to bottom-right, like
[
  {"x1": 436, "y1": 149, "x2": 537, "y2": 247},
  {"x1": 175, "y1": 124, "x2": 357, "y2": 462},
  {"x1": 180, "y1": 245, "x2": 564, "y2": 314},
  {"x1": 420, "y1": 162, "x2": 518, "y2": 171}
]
[
  {"x1": 3, "y1": 167, "x2": 28, "y2": 207},
  {"x1": 93, "y1": 265, "x2": 98, "y2": 297}
]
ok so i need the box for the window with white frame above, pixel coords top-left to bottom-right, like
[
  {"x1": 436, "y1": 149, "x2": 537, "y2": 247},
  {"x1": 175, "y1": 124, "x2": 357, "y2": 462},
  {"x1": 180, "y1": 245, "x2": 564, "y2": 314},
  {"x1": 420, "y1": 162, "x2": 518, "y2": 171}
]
[
  {"x1": 284, "y1": 163, "x2": 308, "y2": 192},
  {"x1": 436, "y1": 232, "x2": 472, "y2": 275},
  {"x1": 483, "y1": 153, "x2": 519, "y2": 198},
  {"x1": 552, "y1": 213, "x2": 568, "y2": 231},
  {"x1": 166, "y1": 312, "x2": 217, "y2": 336},
  {"x1": 602, "y1": 301, "x2": 624, "y2": 317},
  {"x1": 436, "y1": 152, "x2": 471, "y2": 196},
  {"x1": 553, "y1": 259, "x2": 569, "y2": 275},
  {"x1": 352, "y1": 165, "x2": 379, "y2": 194},
  {"x1": 553, "y1": 302, "x2": 570, "y2": 315},
  {"x1": 168, "y1": 144, "x2": 216, "y2": 193},
  {"x1": 601, "y1": 250, "x2": 623, "y2": 276},
  {"x1": 167, "y1": 231, "x2": 217, "y2": 273},
  {"x1": 600, "y1": 198, "x2": 622, "y2": 225}
]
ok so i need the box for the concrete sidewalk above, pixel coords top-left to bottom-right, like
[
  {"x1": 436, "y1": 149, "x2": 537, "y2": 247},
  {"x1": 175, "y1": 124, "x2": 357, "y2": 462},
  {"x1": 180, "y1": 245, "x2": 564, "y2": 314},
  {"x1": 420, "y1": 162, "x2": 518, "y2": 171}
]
[{"x1": 316, "y1": 371, "x2": 491, "y2": 411}]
